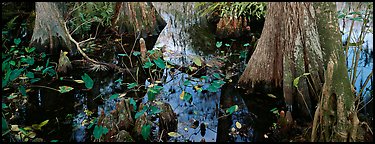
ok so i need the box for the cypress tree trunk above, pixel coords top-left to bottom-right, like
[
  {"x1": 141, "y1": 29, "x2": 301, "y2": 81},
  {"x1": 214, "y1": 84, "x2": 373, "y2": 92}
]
[
  {"x1": 238, "y1": 2, "x2": 324, "y2": 121},
  {"x1": 30, "y1": 2, "x2": 73, "y2": 55},
  {"x1": 311, "y1": 2, "x2": 361, "y2": 142}
]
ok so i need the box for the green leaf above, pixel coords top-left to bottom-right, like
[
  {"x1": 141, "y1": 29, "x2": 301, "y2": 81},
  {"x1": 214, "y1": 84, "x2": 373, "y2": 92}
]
[
  {"x1": 50, "y1": 140, "x2": 59, "y2": 142},
  {"x1": 32, "y1": 120, "x2": 49, "y2": 130},
  {"x1": 25, "y1": 47, "x2": 36, "y2": 53},
  {"x1": 193, "y1": 56, "x2": 202, "y2": 66},
  {"x1": 30, "y1": 78, "x2": 41, "y2": 84},
  {"x1": 293, "y1": 76, "x2": 300, "y2": 88},
  {"x1": 2, "y1": 117, "x2": 9, "y2": 132},
  {"x1": 226, "y1": 105, "x2": 239, "y2": 115},
  {"x1": 143, "y1": 61, "x2": 154, "y2": 69},
  {"x1": 118, "y1": 53, "x2": 128, "y2": 57},
  {"x1": 82, "y1": 73, "x2": 94, "y2": 89},
  {"x1": 2, "y1": 103, "x2": 8, "y2": 109},
  {"x1": 243, "y1": 43, "x2": 250, "y2": 47},
  {"x1": 46, "y1": 58, "x2": 50, "y2": 67},
  {"x1": 183, "y1": 92, "x2": 192, "y2": 101},
  {"x1": 14, "y1": 38, "x2": 21, "y2": 45},
  {"x1": 225, "y1": 43, "x2": 230, "y2": 47},
  {"x1": 19, "y1": 86, "x2": 27, "y2": 96},
  {"x1": 147, "y1": 50, "x2": 156, "y2": 55},
  {"x1": 58, "y1": 86, "x2": 74, "y2": 93},
  {"x1": 109, "y1": 93, "x2": 119, "y2": 100},
  {"x1": 129, "y1": 98, "x2": 137, "y2": 111},
  {"x1": 132, "y1": 51, "x2": 141, "y2": 56},
  {"x1": 150, "y1": 106, "x2": 162, "y2": 115},
  {"x1": 213, "y1": 73, "x2": 221, "y2": 79},
  {"x1": 183, "y1": 80, "x2": 190, "y2": 86},
  {"x1": 114, "y1": 78, "x2": 122, "y2": 84},
  {"x1": 93, "y1": 125, "x2": 102, "y2": 139},
  {"x1": 153, "y1": 57, "x2": 166, "y2": 69},
  {"x1": 135, "y1": 106, "x2": 147, "y2": 119},
  {"x1": 9, "y1": 60, "x2": 15, "y2": 66},
  {"x1": 200, "y1": 76, "x2": 208, "y2": 80},
  {"x1": 207, "y1": 84, "x2": 219, "y2": 92},
  {"x1": 216, "y1": 41, "x2": 222, "y2": 48},
  {"x1": 239, "y1": 50, "x2": 248, "y2": 59},
  {"x1": 26, "y1": 72, "x2": 34, "y2": 78},
  {"x1": 141, "y1": 124, "x2": 151, "y2": 140},
  {"x1": 127, "y1": 82, "x2": 138, "y2": 89},
  {"x1": 10, "y1": 69, "x2": 23, "y2": 81},
  {"x1": 41, "y1": 53, "x2": 46, "y2": 58}
]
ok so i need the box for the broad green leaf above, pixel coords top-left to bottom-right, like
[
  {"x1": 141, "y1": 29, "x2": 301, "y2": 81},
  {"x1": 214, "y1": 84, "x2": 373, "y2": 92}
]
[
  {"x1": 200, "y1": 76, "x2": 208, "y2": 80},
  {"x1": 132, "y1": 51, "x2": 141, "y2": 56},
  {"x1": 216, "y1": 41, "x2": 222, "y2": 48},
  {"x1": 183, "y1": 80, "x2": 190, "y2": 86},
  {"x1": 127, "y1": 82, "x2": 138, "y2": 89},
  {"x1": 14, "y1": 38, "x2": 21, "y2": 45},
  {"x1": 129, "y1": 98, "x2": 137, "y2": 111},
  {"x1": 109, "y1": 93, "x2": 119, "y2": 100},
  {"x1": 82, "y1": 73, "x2": 94, "y2": 89},
  {"x1": 147, "y1": 50, "x2": 155, "y2": 55},
  {"x1": 153, "y1": 57, "x2": 166, "y2": 69},
  {"x1": 30, "y1": 78, "x2": 41, "y2": 84},
  {"x1": 19, "y1": 86, "x2": 27, "y2": 96},
  {"x1": 51, "y1": 140, "x2": 59, "y2": 142},
  {"x1": 25, "y1": 47, "x2": 36, "y2": 53},
  {"x1": 167, "y1": 132, "x2": 181, "y2": 137},
  {"x1": 213, "y1": 73, "x2": 221, "y2": 79},
  {"x1": 114, "y1": 78, "x2": 122, "y2": 84},
  {"x1": 150, "y1": 106, "x2": 162, "y2": 115},
  {"x1": 2, "y1": 117, "x2": 9, "y2": 132},
  {"x1": 141, "y1": 124, "x2": 151, "y2": 140},
  {"x1": 183, "y1": 92, "x2": 192, "y2": 101},
  {"x1": 293, "y1": 76, "x2": 300, "y2": 88},
  {"x1": 2, "y1": 103, "x2": 8, "y2": 109},
  {"x1": 26, "y1": 72, "x2": 34, "y2": 78},
  {"x1": 93, "y1": 125, "x2": 102, "y2": 139},
  {"x1": 225, "y1": 43, "x2": 230, "y2": 47},
  {"x1": 193, "y1": 56, "x2": 202, "y2": 66},
  {"x1": 143, "y1": 61, "x2": 154, "y2": 68},
  {"x1": 226, "y1": 105, "x2": 239, "y2": 115},
  {"x1": 9, "y1": 60, "x2": 15, "y2": 66},
  {"x1": 207, "y1": 84, "x2": 219, "y2": 92},
  {"x1": 10, "y1": 69, "x2": 23, "y2": 81},
  {"x1": 58, "y1": 86, "x2": 74, "y2": 93},
  {"x1": 243, "y1": 43, "x2": 250, "y2": 47},
  {"x1": 135, "y1": 106, "x2": 147, "y2": 119},
  {"x1": 239, "y1": 50, "x2": 248, "y2": 59}
]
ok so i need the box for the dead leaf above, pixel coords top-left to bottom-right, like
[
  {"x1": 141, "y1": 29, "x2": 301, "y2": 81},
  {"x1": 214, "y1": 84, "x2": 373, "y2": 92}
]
[
  {"x1": 180, "y1": 91, "x2": 185, "y2": 100},
  {"x1": 167, "y1": 132, "x2": 181, "y2": 137},
  {"x1": 235, "y1": 121, "x2": 242, "y2": 129}
]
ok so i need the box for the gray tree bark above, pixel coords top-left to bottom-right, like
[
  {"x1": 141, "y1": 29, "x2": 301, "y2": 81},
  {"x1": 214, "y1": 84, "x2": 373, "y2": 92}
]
[{"x1": 30, "y1": 2, "x2": 73, "y2": 55}]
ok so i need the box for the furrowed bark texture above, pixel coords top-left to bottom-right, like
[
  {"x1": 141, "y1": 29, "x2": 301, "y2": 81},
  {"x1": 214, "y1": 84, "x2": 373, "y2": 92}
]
[
  {"x1": 113, "y1": 2, "x2": 166, "y2": 38},
  {"x1": 30, "y1": 2, "x2": 72, "y2": 54},
  {"x1": 311, "y1": 2, "x2": 360, "y2": 142},
  {"x1": 238, "y1": 2, "x2": 324, "y2": 118}
]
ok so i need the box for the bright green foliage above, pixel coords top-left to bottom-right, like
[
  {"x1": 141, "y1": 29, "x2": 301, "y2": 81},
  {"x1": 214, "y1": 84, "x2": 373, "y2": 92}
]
[
  {"x1": 93, "y1": 125, "x2": 109, "y2": 140},
  {"x1": 183, "y1": 92, "x2": 192, "y2": 101},
  {"x1": 132, "y1": 51, "x2": 141, "y2": 56},
  {"x1": 216, "y1": 41, "x2": 222, "y2": 48},
  {"x1": 193, "y1": 56, "x2": 202, "y2": 66},
  {"x1": 81, "y1": 73, "x2": 94, "y2": 89},
  {"x1": 129, "y1": 98, "x2": 137, "y2": 111},
  {"x1": 58, "y1": 86, "x2": 74, "y2": 93},
  {"x1": 141, "y1": 124, "x2": 151, "y2": 140},
  {"x1": 19, "y1": 86, "x2": 27, "y2": 96},
  {"x1": 127, "y1": 82, "x2": 138, "y2": 89},
  {"x1": 109, "y1": 93, "x2": 119, "y2": 100},
  {"x1": 153, "y1": 57, "x2": 166, "y2": 69},
  {"x1": 150, "y1": 105, "x2": 162, "y2": 115},
  {"x1": 143, "y1": 61, "x2": 154, "y2": 69},
  {"x1": 31, "y1": 120, "x2": 49, "y2": 131},
  {"x1": 226, "y1": 105, "x2": 239, "y2": 115}
]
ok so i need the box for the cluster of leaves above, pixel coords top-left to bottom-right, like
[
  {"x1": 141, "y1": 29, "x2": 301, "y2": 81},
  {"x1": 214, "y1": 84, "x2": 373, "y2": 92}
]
[
  {"x1": 196, "y1": 2, "x2": 267, "y2": 20},
  {"x1": 2, "y1": 20, "x2": 58, "y2": 141},
  {"x1": 67, "y1": 2, "x2": 114, "y2": 36}
]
